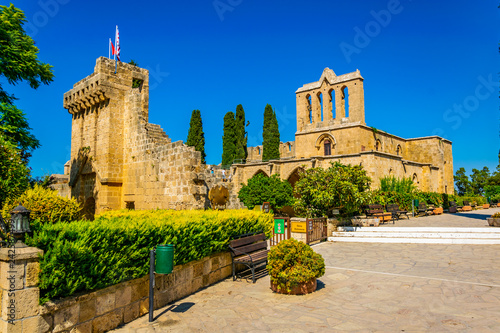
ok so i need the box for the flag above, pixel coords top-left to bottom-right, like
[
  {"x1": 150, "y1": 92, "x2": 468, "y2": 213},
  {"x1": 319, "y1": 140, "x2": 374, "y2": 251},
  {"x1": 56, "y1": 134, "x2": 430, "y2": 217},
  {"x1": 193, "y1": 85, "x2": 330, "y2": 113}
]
[
  {"x1": 115, "y1": 25, "x2": 121, "y2": 62},
  {"x1": 110, "y1": 39, "x2": 116, "y2": 57}
]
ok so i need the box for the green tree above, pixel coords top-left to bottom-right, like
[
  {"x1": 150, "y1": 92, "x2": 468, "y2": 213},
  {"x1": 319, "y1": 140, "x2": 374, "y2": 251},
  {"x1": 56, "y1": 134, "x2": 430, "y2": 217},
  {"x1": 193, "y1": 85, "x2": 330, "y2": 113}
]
[
  {"x1": 293, "y1": 162, "x2": 371, "y2": 218},
  {"x1": 379, "y1": 176, "x2": 417, "y2": 193},
  {"x1": 221, "y1": 111, "x2": 236, "y2": 167},
  {"x1": 0, "y1": 4, "x2": 53, "y2": 160},
  {"x1": 238, "y1": 173, "x2": 294, "y2": 210},
  {"x1": 0, "y1": 134, "x2": 30, "y2": 208},
  {"x1": 454, "y1": 167, "x2": 471, "y2": 196},
  {"x1": 470, "y1": 167, "x2": 490, "y2": 195},
  {"x1": 186, "y1": 109, "x2": 206, "y2": 163},
  {"x1": 234, "y1": 104, "x2": 248, "y2": 161},
  {"x1": 262, "y1": 104, "x2": 280, "y2": 161}
]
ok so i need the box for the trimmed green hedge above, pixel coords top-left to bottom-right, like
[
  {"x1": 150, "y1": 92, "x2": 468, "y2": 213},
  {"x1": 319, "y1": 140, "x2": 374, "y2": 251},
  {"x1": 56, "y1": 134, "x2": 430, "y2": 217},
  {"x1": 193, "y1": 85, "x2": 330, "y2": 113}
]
[{"x1": 26, "y1": 209, "x2": 273, "y2": 304}]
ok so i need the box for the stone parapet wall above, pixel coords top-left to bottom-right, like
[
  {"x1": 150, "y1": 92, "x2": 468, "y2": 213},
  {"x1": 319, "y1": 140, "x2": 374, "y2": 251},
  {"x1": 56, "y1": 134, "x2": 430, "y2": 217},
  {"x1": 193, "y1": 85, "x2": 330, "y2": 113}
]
[{"x1": 2, "y1": 250, "x2": 232, "y2": 333}]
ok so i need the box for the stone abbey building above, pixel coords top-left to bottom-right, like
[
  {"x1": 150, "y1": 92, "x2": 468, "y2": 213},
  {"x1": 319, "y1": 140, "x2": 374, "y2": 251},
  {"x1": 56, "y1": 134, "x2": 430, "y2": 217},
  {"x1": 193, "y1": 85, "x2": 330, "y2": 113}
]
[
  {"x1": 58, "y1": 58, "x2": 453, "y2": 215},
  {"x1": 234, "y1": 68, "x2": 454, "y2": 195}
]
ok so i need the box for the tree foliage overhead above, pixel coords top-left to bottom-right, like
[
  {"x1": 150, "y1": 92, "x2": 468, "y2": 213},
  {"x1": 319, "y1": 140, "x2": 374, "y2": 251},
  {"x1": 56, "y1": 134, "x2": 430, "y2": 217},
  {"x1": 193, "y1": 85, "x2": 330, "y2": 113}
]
[
  {"x1": 0, "y1": 4, "x2": 54, "y2": 158},
  {"x1": 186, "y1": 109, "x2": 206, "y2": 164},
  {"x1": 238, "y1": 173, "x2": 294, "y2": 210},
  {"x1": 234, "y1": 104, "x2": 248, "y2": 161},
  {"x1": 221, "y1": 111, "x2": 236, "y2": 167},
  {"x1": 262, "y1": 104, "x2": 280, "y2": 161},
  {"x1": 0, "y1": 134, "x2": 30, "y2": 208},
  {"x1": 293, "y1": 162, "x2": 371, "y2": 218}
]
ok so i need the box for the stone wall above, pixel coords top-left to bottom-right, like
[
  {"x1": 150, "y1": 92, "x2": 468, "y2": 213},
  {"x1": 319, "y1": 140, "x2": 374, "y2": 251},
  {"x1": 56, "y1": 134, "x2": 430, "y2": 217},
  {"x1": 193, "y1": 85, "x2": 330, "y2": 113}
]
[
  {"x1": 0, "y1": 246, "x2": 232, "y2": 333},
  {"x1": 247, "y1": 141, "x2": 295, "y2": 162}
]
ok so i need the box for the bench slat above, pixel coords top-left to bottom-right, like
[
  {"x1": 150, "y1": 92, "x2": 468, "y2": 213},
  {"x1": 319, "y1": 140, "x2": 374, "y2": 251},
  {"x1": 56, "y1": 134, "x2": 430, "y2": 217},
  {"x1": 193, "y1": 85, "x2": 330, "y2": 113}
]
[
  {"x1": 234, "y1": 249, "x2": 269, "y2": 263},
  {"x1": 230, "y1": 233, "x2": 266, "y2": 248},
  {"x1": 231, "y1": 241, "x2": 268, "y2": 256}
]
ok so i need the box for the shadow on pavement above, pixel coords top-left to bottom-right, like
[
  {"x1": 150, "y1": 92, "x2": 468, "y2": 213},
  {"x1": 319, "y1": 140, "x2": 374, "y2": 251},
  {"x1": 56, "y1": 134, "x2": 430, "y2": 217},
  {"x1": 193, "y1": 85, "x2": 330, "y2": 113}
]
[{"x1": 455, "y1": 212, "x2": 491, "y2": 221}]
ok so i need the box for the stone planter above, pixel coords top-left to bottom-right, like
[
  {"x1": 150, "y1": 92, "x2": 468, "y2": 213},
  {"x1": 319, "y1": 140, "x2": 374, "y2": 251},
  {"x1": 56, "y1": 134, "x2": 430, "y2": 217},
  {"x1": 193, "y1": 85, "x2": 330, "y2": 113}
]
[
  {"x1": 487, "y1": 218, "x2": 500, "y2": 227},
  {"x1": 352, "y1": 218, "x2": 380, "y2": 227},
  {"x1": 270, "y1": 278, "x2": 317, "y2": 295}
]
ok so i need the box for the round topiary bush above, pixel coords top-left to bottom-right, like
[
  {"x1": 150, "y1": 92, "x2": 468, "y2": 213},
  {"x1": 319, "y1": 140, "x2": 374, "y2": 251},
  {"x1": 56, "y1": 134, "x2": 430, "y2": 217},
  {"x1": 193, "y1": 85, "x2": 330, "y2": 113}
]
[{"x1": 266, "y1": 238, "x2": 325, "y2": 294}]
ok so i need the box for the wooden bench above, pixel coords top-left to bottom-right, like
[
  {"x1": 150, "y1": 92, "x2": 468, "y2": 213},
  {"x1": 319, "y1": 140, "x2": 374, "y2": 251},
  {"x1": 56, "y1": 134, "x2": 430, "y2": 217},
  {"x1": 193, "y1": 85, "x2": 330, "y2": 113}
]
[
  {"x1": 418, "y1": 203, "x2": 434, "y2": 216},
  {"x1": 364, "y1": 204, "x2": 393, "y2": 223},
  {"x1": 229, "y1": 232, "x2": 269, "y2": 283},
  {"x1": 386, "y1": 204, "x2": 409, "y2": 221},
  {"x1": 449, "y1": 201, "x2": 460, "y2": 213}
]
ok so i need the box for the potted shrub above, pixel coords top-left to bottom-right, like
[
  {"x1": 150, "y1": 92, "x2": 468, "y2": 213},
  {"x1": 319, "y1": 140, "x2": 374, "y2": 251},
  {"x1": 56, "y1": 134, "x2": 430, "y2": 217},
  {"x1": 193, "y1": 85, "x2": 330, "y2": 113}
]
[
  {"x1": 487, "y1": 212, "x2": 500, "y2": 227},
  {"x1": 267, "y1": 238, "x2": 325, "y2": 295}
]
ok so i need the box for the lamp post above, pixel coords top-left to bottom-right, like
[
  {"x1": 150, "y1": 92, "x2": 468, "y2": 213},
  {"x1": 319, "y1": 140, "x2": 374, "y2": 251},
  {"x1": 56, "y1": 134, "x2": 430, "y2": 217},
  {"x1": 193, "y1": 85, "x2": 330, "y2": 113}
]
[{"x1": 9, "y1": 204, "x2": 31, "y2": 247}]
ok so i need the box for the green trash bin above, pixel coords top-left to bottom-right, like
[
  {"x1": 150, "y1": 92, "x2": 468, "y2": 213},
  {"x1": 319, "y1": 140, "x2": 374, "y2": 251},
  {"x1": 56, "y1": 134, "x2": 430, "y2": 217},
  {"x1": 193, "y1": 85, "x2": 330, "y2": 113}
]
[
  {"x1": 413, "y1": 199, "x2": 419, "y2": 207},
  {"x1": 155, "y1": 244, "x2": 174, "y2": 274}
]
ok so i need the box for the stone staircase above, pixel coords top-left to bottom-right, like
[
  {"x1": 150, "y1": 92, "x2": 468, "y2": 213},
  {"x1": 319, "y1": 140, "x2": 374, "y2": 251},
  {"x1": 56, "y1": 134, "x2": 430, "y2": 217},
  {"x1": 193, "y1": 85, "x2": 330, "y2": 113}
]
[
  {"x1": 330, "y1": 227, "x2": 500, "y2": 245},
  {"x1": 145, "y1": 123, "x2": 171, "y2": 144}
]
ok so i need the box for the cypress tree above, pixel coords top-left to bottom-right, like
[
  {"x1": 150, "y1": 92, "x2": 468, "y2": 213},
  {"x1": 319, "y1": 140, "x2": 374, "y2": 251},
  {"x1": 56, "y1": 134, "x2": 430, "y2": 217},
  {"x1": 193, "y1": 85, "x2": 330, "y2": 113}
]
[
  {"x1": 221, "y1": 111, "x2": 236, "y2": 166},
  {"x1": 262, "y1": 104, "x2": 280, "y2": 161},
  {"x1": 234, "y1": 104, "x2": 248, "y2": 161},
  {"x1": 186, "y1": 109, "x2": 206, "y2": 163}
]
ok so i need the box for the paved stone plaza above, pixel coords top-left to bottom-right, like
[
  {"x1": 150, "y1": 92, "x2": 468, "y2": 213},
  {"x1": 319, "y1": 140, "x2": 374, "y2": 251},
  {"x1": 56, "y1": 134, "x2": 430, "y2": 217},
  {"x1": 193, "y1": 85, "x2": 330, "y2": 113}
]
[{"x1": 112, "y1": 211, "x2": 500, "y2": 332}]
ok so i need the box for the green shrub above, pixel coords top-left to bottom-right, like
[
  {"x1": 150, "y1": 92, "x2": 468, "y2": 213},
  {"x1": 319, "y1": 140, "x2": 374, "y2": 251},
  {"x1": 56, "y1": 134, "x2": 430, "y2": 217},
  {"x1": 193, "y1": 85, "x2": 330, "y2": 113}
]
[
  {"x1": 491, "y1": 212, "x2": 500, "y2": 218},
  {"x1": 1, "y1": 184, "x2": 81, "y2": 224},
  {"x1": 238, "y1": 173, "x2": 294, "y2": 210},
  {"x1": 26, "y1": 209, "x2": 273, "y2": 303},
  {"x1": 267, "y1": 238, "x2": 325, "y2": 293},
  {"x1": 294, "y1": 162, "x2": 371, "y2": 217},
  {"x1": 379, "y1": 176, "x2": 417, "y2": 193}
]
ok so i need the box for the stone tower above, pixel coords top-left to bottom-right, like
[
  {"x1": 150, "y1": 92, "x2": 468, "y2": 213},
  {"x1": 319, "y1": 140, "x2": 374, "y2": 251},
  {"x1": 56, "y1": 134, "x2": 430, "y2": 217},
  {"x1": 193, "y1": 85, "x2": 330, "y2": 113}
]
[{"x1": 63, "y1": 57, "x2": 207, "y2": 216}]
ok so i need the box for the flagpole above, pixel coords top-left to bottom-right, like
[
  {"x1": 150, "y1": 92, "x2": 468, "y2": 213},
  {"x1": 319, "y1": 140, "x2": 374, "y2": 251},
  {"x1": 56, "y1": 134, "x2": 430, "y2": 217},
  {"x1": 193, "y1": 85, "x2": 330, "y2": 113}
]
[
  {"x1": 109, "y1": 38, "x2": 111, "y2": 59},
  {"x1": 114, "y1": 26, "x2": 118, "y2": 74}
]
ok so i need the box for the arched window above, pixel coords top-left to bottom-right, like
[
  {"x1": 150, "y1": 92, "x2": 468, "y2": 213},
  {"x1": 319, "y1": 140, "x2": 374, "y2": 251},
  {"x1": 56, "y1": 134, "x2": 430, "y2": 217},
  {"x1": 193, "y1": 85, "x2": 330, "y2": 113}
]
[
  {"x1": 342, "y1": 86, "x2": 349, "y2": 118},
  {"x1": 318, "y1": 92, "x2": 323, "y2": 122},
  {"x1": 257, "y1": 147, "x2": 261, "y2": 155},
  {"x1": 306, "y1": 94, "x2": 312, "y2": 123},
  {"x1": 396, "y1": 145, "x2": 402, "y2": 156},
  {"x1": 288, "y1": 143, "x2": 292, "y2": 152},
  {"x1": 375, "y1": 139, "x2": 382, "y2": 151},
  {"x1": 329, "y1": 88, "x2": 336, "y2": 119},
  {"x1": 324, "y1": 139, "x2": 331, "y2": 156},
  {"x1": 412, "y1": 173, "x2": 418, "y2": 184}
]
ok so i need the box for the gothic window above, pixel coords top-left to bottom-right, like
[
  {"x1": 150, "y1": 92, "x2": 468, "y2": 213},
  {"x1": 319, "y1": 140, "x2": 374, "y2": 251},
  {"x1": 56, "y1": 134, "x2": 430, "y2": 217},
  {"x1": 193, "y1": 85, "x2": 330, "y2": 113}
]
[
  {"x1": 324, "y1": 139, "x2": 331, "y2": 156},
  {"x1": 318, "y1": 92, "x2": 323, "y2": 122},
  {"x1": 306, "y1": 94, "x2": 312, "y2": 123},
  {"x1": 329, "y1": 88, "x2": 336, "y2": 119},
  {"x1": 342, "y1": 86, "x2": 349, "y2": 117}
]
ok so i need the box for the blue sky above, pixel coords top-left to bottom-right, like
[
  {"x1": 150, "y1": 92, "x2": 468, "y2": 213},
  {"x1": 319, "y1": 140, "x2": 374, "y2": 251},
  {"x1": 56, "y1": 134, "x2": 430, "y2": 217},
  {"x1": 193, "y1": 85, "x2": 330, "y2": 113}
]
[{"x1": 5, "y1": 0, "x2": 500, "y2": 178}]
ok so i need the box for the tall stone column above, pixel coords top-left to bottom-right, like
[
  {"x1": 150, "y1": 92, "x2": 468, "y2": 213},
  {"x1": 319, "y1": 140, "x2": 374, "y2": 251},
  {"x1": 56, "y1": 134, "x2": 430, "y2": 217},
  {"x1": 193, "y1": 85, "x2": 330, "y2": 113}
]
[{"x1": 0, "y1": 245, "x2": 48, "y2": 333}]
